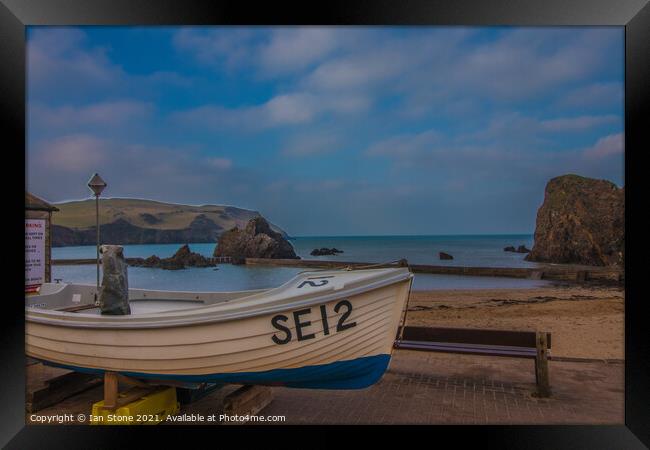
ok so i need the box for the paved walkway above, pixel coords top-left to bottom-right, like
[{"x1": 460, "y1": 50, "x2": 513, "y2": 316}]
[
  {"x1": 186, "y1": 350, "x2": 624, "y2": 424},
  {"x1": 28, "y1": 350, "x2": 624, "y2": 425}
]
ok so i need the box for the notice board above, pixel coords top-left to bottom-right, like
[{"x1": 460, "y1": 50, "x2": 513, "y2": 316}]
[{"x1": 26, "y1": 219, "x2": 46, "y2": 292}]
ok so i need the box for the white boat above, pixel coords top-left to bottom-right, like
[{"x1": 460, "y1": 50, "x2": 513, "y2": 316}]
[{"x1": 26, "y1": 267, "x2": 413, "y2": 389}]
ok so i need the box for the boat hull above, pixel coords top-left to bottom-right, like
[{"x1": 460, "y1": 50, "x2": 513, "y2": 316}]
[
  {"x1": 37, "y1": 354, "x2": 391, "y2": 389},
  {"x1": 26, "y1": 270, "x2": 412, "y2": 389}
]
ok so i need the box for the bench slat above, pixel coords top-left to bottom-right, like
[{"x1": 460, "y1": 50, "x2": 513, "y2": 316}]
[
  {"x1": 395, "y1": 340, "x2": 539, "y2": 359},
  {"x1": 398, "y1": 325, "x2": 551, "y2": 349}
]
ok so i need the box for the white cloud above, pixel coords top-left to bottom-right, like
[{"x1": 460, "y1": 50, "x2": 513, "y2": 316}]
[
  {"x1": 173, "y1": 91, "x2": 369, "y2": 130},
  {"x1": 259, "y1": 28, "x2": 341, "y2": 74},
  {"x1": 583, "y1": 133, "x2": 624, "y2": 160},
  {"x1": 448, "y1": 29, "x2": 614, "y2": 99},
  {"x1": 27, "y1": 135, "x2": 257, "y2": 203},
  {"x1": 463, "y1": 112, "x2": 620, "y2": 150},
  {"x1": 28, "y1": 28, "x2": 193, "y2": 104},
  {"x1": 281, "y1": 132, "x2": 342, "y2": 157},
  {"x1": 171, "y1": 95, "x2": 314, "y2": 130},
  {"x1": 170, "y1": 27, "x2": 622, "y2": 135},
  {"x1": 293, "y1": 179, "x2": 345, "y2": 193},
  {"x1": 560, "y1": 82, "x2": 624, "y2": 109},
  {"x1": 34, "y1": 134, "x2": 108, "y2": 172},
  {"x1": 172, "y1": 28, "x2": 258, "y2": 70},
  {"x1": 398, "y1": 28, "x2": 622, "y2": 110},
  {"x1": 264, "y1": 93, "x2": 318, "y2": 125},
  {"x1": 365, "y1": 130, "x2": 442, "y2": 157},
  {"x1": 539, "y1": 115, "x2": 619, "y2": 132},
  {"x1": 305, "y1": 54, "x2": 391, "y2": 91},
  {"x1": 30, "y1": 100, "x2": 154, "y2": 128},
  {"x1": 205, "y1": 157, "x2": 233, "y2": 169},
  {"x1": 28, "y1": 28, "x2": 123, "y2": 90}
]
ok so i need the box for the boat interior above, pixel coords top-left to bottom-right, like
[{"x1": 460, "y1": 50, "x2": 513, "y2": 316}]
[{"x1": 26, "y1": 282, "x2": 269, "y2": 315}]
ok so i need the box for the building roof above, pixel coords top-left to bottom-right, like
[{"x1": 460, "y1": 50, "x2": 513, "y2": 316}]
[{"x1": 26, "y1": 192, "x2": 59, "y2": 212}]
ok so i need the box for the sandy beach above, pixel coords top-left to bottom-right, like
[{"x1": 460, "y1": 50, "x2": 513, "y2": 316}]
[{"x1": 406, "y1": 285, "x2": 624, "y2": 360}]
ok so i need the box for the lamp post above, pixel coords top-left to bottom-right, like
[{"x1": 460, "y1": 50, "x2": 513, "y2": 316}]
[{"x1": 87, "y1": 173, "x2": 107, "y2": 303}]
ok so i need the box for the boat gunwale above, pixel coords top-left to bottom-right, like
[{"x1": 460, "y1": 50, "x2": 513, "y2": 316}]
[{"x1": 26, "y1": 268, "x2": 413, "y2": 329}]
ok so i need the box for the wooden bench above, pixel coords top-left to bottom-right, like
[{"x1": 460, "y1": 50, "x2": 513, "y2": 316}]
[{"x1": 395, "y1": 326, "x2": 552, "y2": 397}]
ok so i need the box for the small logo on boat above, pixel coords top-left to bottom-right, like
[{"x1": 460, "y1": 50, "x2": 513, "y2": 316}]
[{"x1": 297, "y1": 279, "x2": 329, "y2": 288}]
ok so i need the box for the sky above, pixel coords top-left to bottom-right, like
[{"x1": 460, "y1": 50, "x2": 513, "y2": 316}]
[{"x1": 26, "y1": 26, "x2": 624, "y2": 236}]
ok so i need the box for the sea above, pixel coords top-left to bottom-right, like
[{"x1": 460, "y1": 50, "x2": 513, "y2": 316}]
[{"x1": 52, "y1": 234, "x2": 551, "y2": 292}]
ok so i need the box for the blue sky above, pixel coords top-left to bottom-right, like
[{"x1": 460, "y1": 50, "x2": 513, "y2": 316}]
[{"x1": 26, "y1": 26, "x2": 624, "y2": 236}]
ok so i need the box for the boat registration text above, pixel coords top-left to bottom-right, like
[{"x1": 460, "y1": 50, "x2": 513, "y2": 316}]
[{"x1": 271, "y1": 300, "x2": 356, "y2": 345}]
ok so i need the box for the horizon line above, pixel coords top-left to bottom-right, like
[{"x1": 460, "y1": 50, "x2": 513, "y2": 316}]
[{"x1": 284, "y1": 233, "x2": 535, "y2": 238}]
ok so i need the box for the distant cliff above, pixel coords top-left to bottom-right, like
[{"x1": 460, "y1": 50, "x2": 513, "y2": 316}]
[
  {"x1": 526, "y1": 174, "x2": 624, "y2": 267},
  {"x1": 51, "y1": 198, "x2": 288, "y2": 247}
]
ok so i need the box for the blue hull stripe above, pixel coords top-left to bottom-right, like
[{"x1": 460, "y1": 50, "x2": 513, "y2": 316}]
[{"x1": 38, "y1": 354, "x2": 391, "y2": 390}]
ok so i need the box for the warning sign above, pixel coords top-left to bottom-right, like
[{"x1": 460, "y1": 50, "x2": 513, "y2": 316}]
[{"x1": 26, "y1": 219, "x2": 46, "y2": 292}]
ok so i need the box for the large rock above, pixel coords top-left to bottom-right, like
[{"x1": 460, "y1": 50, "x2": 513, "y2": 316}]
[
  {"x1": 526, "y1": 174, "x2": 624, "y2": 266},
  {"x1": 98, "y1": 245, "x2": 131, "y2": 315},
  {"x1": 130, "y1": 244, "x2": 216, "y2": 270},
  {"x1": 215, "y1": 217, "x2": 299, "y2": 259}
]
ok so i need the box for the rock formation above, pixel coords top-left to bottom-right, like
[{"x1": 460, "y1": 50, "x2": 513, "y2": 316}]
[
  {"x1": 439, "y1": 252, "x2": 454, "y2": 260},
  {"x1": 214, "y1": 217, "x2": 299, "y2": 260},
  {"x1": 130, "y1": 244, "x2": 216, "y2": 270},
  {"x1": 504, "y1": 245, "x2": 531, "y2": 253},
  {"x1": 310, "y1": 248, "x2": 344, "y2": 256},
  {"x1": 98, "y1": 245, "x2": 131, "y2": 315},
  {"x1": 526, "y1": 174, "x2": 624, "y2": 266}
]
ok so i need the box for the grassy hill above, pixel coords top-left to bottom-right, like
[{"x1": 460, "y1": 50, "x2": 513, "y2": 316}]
[{"x1": 51, "y1": 198, "x2": 287, "y2": 247}]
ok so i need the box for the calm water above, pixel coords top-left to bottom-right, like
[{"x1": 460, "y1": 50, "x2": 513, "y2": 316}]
[{"x1": 52, "y1": 235, "x2": 550, "y2": 291}]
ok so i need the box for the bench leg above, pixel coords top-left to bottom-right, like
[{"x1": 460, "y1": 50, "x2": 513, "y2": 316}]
[{"x1": 534, "y1": 332, "x2": 551, "y2": 397}]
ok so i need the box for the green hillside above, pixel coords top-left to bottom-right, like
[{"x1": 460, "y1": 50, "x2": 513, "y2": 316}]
[{"x1": 52, "y1": 197, "x2": 286, "y2": 236}]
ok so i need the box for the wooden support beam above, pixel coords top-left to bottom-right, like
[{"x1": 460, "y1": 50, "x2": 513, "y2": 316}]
[
  {"x1": 102, "y1": 372, "x2": 119, "y2": 410},
  {"x1": 116, "y1": 374, "x2": 150, "y2": 388},
  {"x1": 26, "y1": 369, "x2": 102, "y2": 413},
  {"x1": 223, "y1": 385, "x2": 274, "y2": 419},
  {"x1": 101, "y1": 372, "x2": 165, "y2": 410},
  {"x1": 534, "y1": 331, "x2": 551, "y2": 398}
]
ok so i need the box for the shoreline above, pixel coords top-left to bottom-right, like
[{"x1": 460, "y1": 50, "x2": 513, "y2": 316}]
[{"x1": 405, "y1": 285, "x2": 624, "y2": 360}]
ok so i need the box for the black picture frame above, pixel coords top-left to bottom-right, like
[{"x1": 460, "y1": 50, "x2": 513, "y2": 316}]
[{"x1": 2, "y1": 0, "x2": 648, "y2": 447}]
